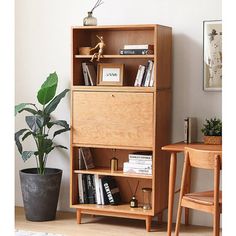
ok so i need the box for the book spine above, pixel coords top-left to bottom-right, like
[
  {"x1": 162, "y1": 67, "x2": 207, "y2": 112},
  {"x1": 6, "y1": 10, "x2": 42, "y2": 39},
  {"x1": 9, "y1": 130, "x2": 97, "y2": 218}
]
[
  {"x1": 184, "y1": 118, "x2": 189, "y2": 143},
  {"x1": 78, "y1": 174, "x2": 84, "y2": 204},
  {"x1": 82, "y1": 63, "x2": 90, "y2": 86},
  {"x1": 123, "y1": 162, "x2": 152, "y2": 170},
  {"x1": 124, "y1": 44, "x2": 154, "y2": 50},
  {"x1": 86, "y1": 174, "x2": 96, "y2": 204},
  {"x1": 137, "y1": 65, "x2": 145, "y2": 86},
  {"x1": 129, "y1": 159, "x2": 152, "y2": 165},
  {"x1": 98, "y1": 177, "x2": 105, "y2": 205},
  {"x1": 134, "y1": 65, "x2": 142, "y2": 87},
  {"x1": 78, "y1": 149, "x2": 85, "y2": 170},
  {"x1": 144, "y1": 60, "x2": 154, "y2": 87},
  {"x1": 119, "y1": 49, "x2": 153, "y2": 55},
  {"x1": 129, "y1": 154, "x2": 152, "y2": 161},
  {"x1": 123, "y1": 168, "x2": 152, "y2": 175},
  {"x1": 94, "y1": 174, "x2": 101, "y2": 205},
  {"x1": 82, "y1": 174, "x2": 88, "y2": 204},
  {"x1": 149, "y1": 65, "x2": 155, "y2": 87}
]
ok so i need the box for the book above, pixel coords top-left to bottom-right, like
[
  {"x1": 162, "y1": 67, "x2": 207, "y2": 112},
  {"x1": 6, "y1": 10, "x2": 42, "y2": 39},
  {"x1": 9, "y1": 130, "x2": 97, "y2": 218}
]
[
  {"x1": 129, "y1": 152, "x2": 152, "y2": 161},
  {"x1": 94, "y1": 174, "x2": 101, "y2": 205},
  {"x1": 184, "y1": 118, "x2": 189, "y2": 143},
  {"x1": 86, "y1": 174, "x2": 96, "y2": 204},
  {"x1": 149, "y1": 64, "x2": 155, "y2": 87},
  {"x1": 124, "y1": 44, "x2": 154, "y2": 50},
  {"x1": 82, "y1": 174, "x2": 89, "y2": 204},
  {"x1": 98, "y1": 177, "x2": 105, "y2": 205},
  {"x1": 184, "y1": 117, "x2": 197, "y2": 143},
  {"x1": 144, "y1": 60, "x2": 154, "y2": 87},
  {"x1": 134, "y1": 65, "x2": 142, "y2": 86},
  {"x1": 129, "y1": 159, "x2": 152, "y2": 165},
  {"x1": 81, "y1": 148, "x2": 95, "y2": 169},
  {"x1": 78, "y1": 174, "x2": 84, "y2": 203},
  {"x1": 123, "y1": 167, "x2": 152, "y2": 175},
  {"x1": 135, "y1": 65, "x2": 146, "y2": 87},
  {"x1": 123, "y1": 162, "x2": 152, "y2": 170},
  {"x1": 119, "y1": 49, "x2": 153, "y2": 55},
  {"x1": 85, "y1": 63, "x2": 97, "y2": 86},
  {"x1": 141, "y1": 62, "x2": 150, "y2": 86},
  {"x1": 82, "y1": 62, "x2": 90, "y2": 86},
  {"x1": 78, "y1": 149, "x2": 85, "y2": 170},
  {"x1": 102, "y1": 176, "x2": 121, "y2": 205}
]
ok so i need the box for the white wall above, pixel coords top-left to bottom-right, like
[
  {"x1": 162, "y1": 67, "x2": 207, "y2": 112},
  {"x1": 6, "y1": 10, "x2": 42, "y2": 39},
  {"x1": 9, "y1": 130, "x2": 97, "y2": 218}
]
[{"x1": 15, "y1": 0, "x2": 222, "y2": 227}]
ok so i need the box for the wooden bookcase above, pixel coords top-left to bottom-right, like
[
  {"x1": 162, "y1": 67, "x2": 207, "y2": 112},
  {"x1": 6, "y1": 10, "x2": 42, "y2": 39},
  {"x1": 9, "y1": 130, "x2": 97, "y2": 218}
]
[{"x1": 70, "y1": 24, "x2": 172, "y2": 232}]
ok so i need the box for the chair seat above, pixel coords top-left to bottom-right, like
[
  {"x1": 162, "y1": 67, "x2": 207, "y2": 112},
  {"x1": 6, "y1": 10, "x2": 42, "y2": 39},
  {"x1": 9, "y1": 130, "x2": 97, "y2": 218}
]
[{"x1": 183, "y1": 191, "x2": 222, "y2": 206}]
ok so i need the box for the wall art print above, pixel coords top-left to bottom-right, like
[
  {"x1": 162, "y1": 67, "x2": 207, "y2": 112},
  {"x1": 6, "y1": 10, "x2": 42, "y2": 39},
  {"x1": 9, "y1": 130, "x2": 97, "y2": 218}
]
[{"x1": 203, "y1": 20, "x2": 222, "y2": 91}]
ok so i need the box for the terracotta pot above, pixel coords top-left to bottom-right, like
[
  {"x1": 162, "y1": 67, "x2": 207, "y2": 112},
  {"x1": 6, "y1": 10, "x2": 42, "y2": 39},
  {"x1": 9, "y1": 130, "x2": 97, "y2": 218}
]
[{"x1": 203, "y1": 136, "x2": 222, "y2": 145}]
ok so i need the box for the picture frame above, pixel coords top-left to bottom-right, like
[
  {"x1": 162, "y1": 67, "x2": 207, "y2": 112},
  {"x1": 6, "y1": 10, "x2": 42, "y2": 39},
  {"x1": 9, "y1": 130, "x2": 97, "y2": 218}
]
[
  {"x1": 97, "y1": 63, "x2": 124, "y2": 86},
  {"x1": 203, "y1": 20, "x2": 222, "y2": 91}
]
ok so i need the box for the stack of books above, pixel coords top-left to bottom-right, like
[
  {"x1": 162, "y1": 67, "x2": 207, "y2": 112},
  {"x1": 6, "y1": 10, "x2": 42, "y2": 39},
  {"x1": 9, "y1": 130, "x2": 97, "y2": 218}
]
[
  {"x1": 119, "y1": 44, "x2": 154, "y2": 55},
  {"x1": 78, "y1": 174, "x2": 121, "y2": 205},
  {"x1": 134, "y1": 60, "x2": 155, "y2": 87},
  {"x1": 123, "y1": 152, "x2": 152, "y2": 175}
]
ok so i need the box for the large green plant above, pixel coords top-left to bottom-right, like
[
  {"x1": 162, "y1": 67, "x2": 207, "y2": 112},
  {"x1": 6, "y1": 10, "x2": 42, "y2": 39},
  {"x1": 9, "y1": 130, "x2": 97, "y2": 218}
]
[
  {"x1": 201, "y1": 118, "x2": 222, "y2": 136},
  {"x1": 15, "y1": 72, "x2": 70, "y2": 174}
]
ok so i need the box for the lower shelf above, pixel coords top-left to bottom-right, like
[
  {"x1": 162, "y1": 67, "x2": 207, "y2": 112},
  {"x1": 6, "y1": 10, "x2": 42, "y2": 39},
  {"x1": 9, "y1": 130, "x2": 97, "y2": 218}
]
[{"x1": 71, "y1": 203, "x2": 153, "y2": 216}]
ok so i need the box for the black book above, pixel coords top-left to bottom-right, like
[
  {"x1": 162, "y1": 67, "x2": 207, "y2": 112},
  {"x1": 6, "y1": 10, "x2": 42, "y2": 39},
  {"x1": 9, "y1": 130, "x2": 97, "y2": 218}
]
[
  {"x1": 82, "y1": 174, "x2": 89, "y2": 204},
  {"x1": 141, "y1": 61, "x2": 150, "y2": 86},
  {"x1": 86, "y1": 174, "x2": 96, "y2": 204},
  {"x1": 78, "y1": 149, "x2": 85, "y2": 170},
  {"x1": 102, "y1": 176, "x2": 121, "y2": 205}
]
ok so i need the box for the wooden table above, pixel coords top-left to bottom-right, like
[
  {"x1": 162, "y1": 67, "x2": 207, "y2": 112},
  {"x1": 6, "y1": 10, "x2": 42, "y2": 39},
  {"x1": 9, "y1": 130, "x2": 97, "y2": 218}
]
[{"x1": 161, "y1": 142, "x2": 222, "y2": 236}]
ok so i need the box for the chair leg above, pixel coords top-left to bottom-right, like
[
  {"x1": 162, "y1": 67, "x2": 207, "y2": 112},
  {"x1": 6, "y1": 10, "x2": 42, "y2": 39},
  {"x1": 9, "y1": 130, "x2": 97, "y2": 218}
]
[
  {"x1": 185, "y1": 208, "x2": 189, "y2": 225},
  {"x1": 175, "y1": 204, "x2": 182, "y2": 236},
  {"x1": 213, "y1": 211, "x2": 220, "y2": 236}
]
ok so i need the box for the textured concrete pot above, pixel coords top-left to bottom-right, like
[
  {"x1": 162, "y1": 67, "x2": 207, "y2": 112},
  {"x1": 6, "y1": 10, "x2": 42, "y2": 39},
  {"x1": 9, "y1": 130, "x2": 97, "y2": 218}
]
[{"x1": 19, "y1": 168, "x2": 62, "y2": 221}]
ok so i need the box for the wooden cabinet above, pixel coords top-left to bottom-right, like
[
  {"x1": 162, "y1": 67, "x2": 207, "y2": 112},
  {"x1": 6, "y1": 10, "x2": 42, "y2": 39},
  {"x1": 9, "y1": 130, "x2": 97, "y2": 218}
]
[{"x1": 70, "y1": 24, "x2": 172, "y2": 232}]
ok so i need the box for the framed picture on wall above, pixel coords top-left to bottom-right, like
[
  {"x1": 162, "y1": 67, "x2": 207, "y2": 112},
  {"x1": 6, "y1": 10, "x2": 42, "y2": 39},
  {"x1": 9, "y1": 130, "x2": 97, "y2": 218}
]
[
  {"x1": 203, "y1": 20, "x2": 222, "y2": 91},
  {"x1": 97, "y1": 63, "x2": 124, "y2": 86}
]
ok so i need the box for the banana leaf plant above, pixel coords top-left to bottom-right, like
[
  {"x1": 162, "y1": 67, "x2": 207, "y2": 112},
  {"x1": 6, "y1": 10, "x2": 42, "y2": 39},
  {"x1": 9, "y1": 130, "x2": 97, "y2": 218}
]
[{"x1": 15, "y1": 72, "x2": 70, "y2": 174}]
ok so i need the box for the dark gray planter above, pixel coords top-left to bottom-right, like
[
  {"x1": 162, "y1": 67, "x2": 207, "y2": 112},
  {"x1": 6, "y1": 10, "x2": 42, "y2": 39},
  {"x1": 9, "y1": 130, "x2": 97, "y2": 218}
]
[{"x1": 19, "y1": 168, "x2": 62, "y2": 221}]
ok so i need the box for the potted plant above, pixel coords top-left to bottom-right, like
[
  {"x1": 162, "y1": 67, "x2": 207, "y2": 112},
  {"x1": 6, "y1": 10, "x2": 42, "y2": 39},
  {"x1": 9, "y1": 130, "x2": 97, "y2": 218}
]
[
  {"x1": 15, "y1": 72, "x2": 70, "y2": 221},
  {"x1": 201, "y1": 118, "x2": 222, "y2": 144}
]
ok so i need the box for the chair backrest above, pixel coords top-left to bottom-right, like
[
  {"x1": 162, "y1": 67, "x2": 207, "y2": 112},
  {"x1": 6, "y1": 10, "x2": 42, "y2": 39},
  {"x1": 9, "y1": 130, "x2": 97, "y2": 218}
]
[{"x1": 185, "y1": 147, "x2": 222, "y2": 170}]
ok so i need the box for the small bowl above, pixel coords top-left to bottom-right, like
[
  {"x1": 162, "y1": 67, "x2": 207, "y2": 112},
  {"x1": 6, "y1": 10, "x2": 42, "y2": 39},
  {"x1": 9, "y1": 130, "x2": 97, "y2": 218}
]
[{"x1": 79, "y1": 47, "x2": 92, "y2": 55}]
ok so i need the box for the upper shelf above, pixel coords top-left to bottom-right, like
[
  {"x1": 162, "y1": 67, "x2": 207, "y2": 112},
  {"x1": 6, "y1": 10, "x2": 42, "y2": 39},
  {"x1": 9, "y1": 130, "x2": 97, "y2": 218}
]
[{"x1": 74, "y1": 55, "x2": 155, "y2": 59}]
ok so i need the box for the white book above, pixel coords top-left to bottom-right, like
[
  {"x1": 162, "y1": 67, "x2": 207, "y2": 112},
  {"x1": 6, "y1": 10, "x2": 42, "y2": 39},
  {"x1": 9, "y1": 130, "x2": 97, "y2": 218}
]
[
  {"x1": 188, "y1": 117, "x2": 197, "y2": 143},
  {"x1": 78, "y1": 174, "x2": 84, "y2": 204},
  {"x1": 124, "y1": 44, "x2": 153, "y2": 50},
  {"x1": 144, "y1": 61, "x2": 154, "y2": 87},
  {"x1": 123, "y1": 162, "x2": 152, "y2": 170},
  {"x1": 94, "y1": 174, "x2": 101, "y2": 204},
  {"x1": 129, "y1": 153, "x2": 152, "y2": 161},
  {"x1": 98, "y1": 177, "x2": 104, "y2": 205},
  {"x1": 149, "y1": 65, "x2": 155, "y2": 87},
  {"x1": 134, "y1": 65, "x2": 142, "y2": 86},
  {"x1": 129, "y1": 159, "x2": 152, "y2": 165},
  {"x1": 137, "y1": 65, "x2": 145, "y2": 87},
  {"x1": 123, "y1": 167, "x2": 152, "y2": 175}
]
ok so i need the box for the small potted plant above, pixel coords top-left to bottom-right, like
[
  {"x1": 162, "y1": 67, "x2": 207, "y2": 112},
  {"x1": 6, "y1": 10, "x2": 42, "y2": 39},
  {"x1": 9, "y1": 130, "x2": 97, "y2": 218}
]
[
  {"x1": 201, "y1": 118, "x2": 222, "y2": 144},
  {"x1": 15, "y1": 72, "x2": 70, "y2": 221}
]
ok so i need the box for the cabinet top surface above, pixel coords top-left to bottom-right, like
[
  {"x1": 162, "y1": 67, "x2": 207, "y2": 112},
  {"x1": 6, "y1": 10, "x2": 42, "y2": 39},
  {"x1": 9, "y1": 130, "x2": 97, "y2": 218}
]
[{"x1": 72, "y1": 24, "x2": 172, "y2": 30}]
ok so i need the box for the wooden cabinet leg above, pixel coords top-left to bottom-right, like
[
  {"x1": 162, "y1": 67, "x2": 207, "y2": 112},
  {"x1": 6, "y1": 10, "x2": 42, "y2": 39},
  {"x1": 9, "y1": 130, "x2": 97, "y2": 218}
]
[
  {"x1": 77, "y1": 209, "x2": 82, "y2": 224},
  {"x1": 157, "y1": 212, "x2": 163, "y2": 225},
  {"x1": 145, "y1": 216, "x2": 152, "y2": 232}
]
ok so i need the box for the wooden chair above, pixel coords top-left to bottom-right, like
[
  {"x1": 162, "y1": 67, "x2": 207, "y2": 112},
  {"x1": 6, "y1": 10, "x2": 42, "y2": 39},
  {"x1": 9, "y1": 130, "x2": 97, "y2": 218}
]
[{"x1": 175, "y1": 147, "x2": 222, "y2": 236}]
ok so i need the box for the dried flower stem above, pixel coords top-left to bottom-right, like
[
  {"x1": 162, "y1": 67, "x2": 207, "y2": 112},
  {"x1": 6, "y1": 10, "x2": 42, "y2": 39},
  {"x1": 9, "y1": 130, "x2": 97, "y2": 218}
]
[{"x1": 90, "y1": 0, "x2": 104, "y2": 13}]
